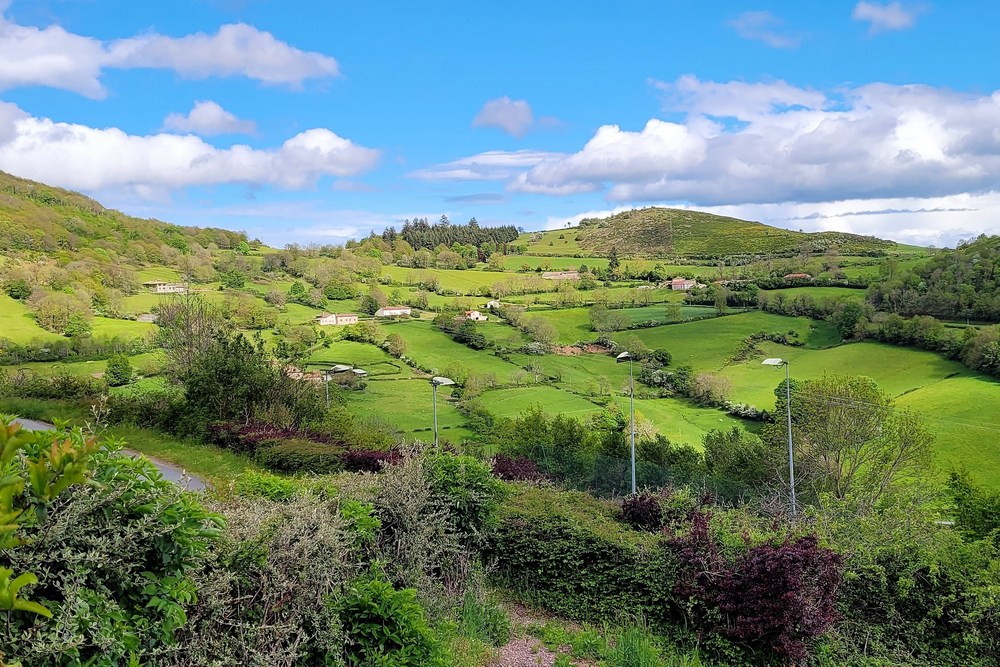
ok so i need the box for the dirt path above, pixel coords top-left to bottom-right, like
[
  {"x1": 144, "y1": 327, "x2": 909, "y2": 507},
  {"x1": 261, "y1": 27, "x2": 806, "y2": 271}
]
[{"x1": 490, "y1": 604, "x2": 588, "y2": 667}]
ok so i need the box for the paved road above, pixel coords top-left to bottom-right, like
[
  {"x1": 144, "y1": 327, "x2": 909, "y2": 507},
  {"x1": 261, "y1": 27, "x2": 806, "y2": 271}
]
[{"x1": 12, "y1": 418, "x2": 207, "y2": 491}]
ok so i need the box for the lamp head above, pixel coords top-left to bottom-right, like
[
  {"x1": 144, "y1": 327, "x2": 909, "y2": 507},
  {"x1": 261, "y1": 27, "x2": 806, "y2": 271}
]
[
  {"x1": 616, "y1": 351, "x2": 632, "y2": 363},
  {"x1": 430, "y1": 376, "x2": 456, "y2": 386},
  {"x1": 761, "y1": 358, "x2": 786, "y2": 367}
]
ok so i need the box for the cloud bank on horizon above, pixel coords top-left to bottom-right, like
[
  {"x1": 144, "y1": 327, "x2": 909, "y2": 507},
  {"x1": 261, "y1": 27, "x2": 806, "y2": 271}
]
[{"x1": 0, "y1": 0, "x2": 996, "y2": 247}]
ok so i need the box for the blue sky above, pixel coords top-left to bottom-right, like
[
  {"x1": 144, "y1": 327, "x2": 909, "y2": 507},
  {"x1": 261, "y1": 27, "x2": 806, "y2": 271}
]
[{"x1": 1, "y1": 1, "x2": 999, "y2": 247}]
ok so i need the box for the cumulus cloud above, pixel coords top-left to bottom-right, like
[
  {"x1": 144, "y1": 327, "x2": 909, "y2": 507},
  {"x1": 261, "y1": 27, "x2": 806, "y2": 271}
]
[
  {"x1": 492, "y1": 76, "x2": 1000, "y2": 208},
  {"x1": 0, "y1": 101, "x2": 379, "y2": 193},
  {"x1": 852, "y1": 2, "x2": 927, "y2": 33},
  {"x1": 728, "y1": 11, "x2": 802, "y2": 49},
  {"x1": 163, "y1": 101, "x2": 256, "y2": 136},
  {"x1": 472, "y1": 97, "x2": 535, "y2": 137},
  {"x1": 0, "y1": 9, "x2": 338, "y2": 98}
]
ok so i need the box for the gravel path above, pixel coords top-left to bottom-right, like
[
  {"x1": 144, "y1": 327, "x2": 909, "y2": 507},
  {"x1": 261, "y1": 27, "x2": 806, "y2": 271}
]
[{"x1": 492, "y1": 637, "x2": 559, "y2": 667}]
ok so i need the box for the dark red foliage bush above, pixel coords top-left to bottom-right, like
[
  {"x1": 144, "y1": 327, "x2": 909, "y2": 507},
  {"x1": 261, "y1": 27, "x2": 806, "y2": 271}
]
[
  {"x1": 491, "y1": 455, "x2": 542, "y2": 481},
  {"x1": 720, "y1": 536, "x2": 842, "y2": 662},
  {"x1": 668, "y1": 511, "x2": 842, "y2": 661},
  {"x1": 341, "y1": 449, "x2": 401, "y2": 473},
  {"x1": 621, "y1": 493, "x2": 664, "y2": 532}
]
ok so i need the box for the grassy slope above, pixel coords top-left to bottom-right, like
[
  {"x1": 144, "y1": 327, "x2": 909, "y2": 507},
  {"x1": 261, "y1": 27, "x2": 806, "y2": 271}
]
[
  {"x1": 384, "y1": 320, "x2": 522, "y2": 377},
  {"x1": 522, "y1": 208, "x2": 896, "y2": 258},
  {"x1": 761, "y1": 287, "x2": 867, "y2": 301},
  {"x1": 305, "y1": 340, "x2": 415, "y2": 378},
  {"x1": 0, "y1": 294, "x2": 63, "y2": 343}
]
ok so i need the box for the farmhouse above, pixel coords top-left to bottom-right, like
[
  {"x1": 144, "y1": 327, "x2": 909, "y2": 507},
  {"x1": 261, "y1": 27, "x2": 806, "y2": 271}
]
[
  {"x1": 784, "y1": 273, "x2": 813, "y2": 280},
  {"x1": 463, "y1": 310, "x2": 488, "y2": 321},
  {"x1": 541, "y1": 270, "x2": 581, "y2": 280},
  {"x1": 668, "y1": 277, "x2": 698, "y2": 291},
  {"x1": 315, "y1": 313, "x2": 359, "y2": 326},
  {"x1": 142, "y1": 280, "x2": 187, "y2": 294},
  {"x1": 375, "y1": 306, "x2": 412, "y2": 318},
  {"x1": 485, "y1": 300, "x2": 502, "y2": 310}
]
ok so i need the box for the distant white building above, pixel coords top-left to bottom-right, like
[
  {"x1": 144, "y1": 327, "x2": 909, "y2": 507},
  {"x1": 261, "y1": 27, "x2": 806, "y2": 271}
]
[
  {"x1": 668, "y1": 277, "x2": 697, "y2": 291},
  {"x1": 375, "y1": 306, "x2": 412, "y2": 318},
  {"x1": 315, "y1": 313, "x2": 359, "y2": 326},
  {"x1": 142, "y1": 281, "x2": 188, "y2": 294},
  {"x1": 463, "y1": 310, "x2": 488, "y2": 321},
  {"x1": 485, "y1": 300, "x2": 502, "y2": 310}
]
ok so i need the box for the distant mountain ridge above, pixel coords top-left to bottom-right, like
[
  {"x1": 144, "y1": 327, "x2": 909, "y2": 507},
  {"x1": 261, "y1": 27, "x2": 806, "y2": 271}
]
[{"x1": 532, "y1": 207, "x2": 900, "y2": 259}]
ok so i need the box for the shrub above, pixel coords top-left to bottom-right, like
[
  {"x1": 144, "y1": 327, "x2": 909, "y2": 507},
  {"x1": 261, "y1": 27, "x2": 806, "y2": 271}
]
[
  {"x1": 1, "y1": 422, "x2": 223, "y2": 665},
  {"x1": 337, "y1": 575, "x2": 446, "y2": 667},
  {"x1": 458, "y1": 586, "x2": 511, "y2": 648},
  {"x1": 255, "y1": 438, "x2": 345, "y2": 474},
  {"x1": 424, "y1": 452, "x2": 506, "y2": 551},
  {"x1": 621, "y1": 492, "x2": 663, "y2": 532},
  {"x1": 491, "y1": 454, "x2": 542, "y2": 481},
  {"x1": 103, "y1": 353, "x2": 133, "y2": 386},
  {"x1": 233, "y1": 470, "x2": 298, "y2": 501},
  {"x1": 342, "y1": 448, "x2": 400, "y2": 472}
]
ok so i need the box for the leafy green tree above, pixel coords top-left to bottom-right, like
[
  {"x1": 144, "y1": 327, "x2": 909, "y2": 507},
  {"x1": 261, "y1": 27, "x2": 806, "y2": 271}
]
[
  {"x1": 220, "y1": 269, "x2": 246, "y2": 289},
  {"x1": 235, "y1": 240, "x2": 251, "y2": 255},
  {"x1": 5, "y1": 278, "x2": 30, "y2": 300},
  {"x1": 104, "y1": 354, "x2": 133, "y2": 387}
]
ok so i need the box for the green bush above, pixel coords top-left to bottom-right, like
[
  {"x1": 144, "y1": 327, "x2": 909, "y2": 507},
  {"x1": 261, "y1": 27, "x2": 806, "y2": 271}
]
[
  {"x1": 255, "y1": 438, "x2": 345, "y2": 474},
  {"x1": 337, "y1": 575, "x2": 446, "y2": 667},
  {"x1": 458, "y1": 587, "x2": 511, "y2": 648},
  {"x1": 0, "y1": 422, "x2": 223, "y2": 665},
  {"x1": 104, "y1": 353, "x2": 133, "y2": 387},
  {"x1": 234, "y1": 470, "x2": 298, "y2": 501},
  {"x1": 424, "y1": 452, "x2": 506, "y2": 550}
]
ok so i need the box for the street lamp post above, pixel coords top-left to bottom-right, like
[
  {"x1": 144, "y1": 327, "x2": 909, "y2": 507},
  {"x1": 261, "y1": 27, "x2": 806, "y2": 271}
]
[
  {"x1": 430, "y1": 376, "x2": 455, "y2": 448},
  {"x1": 616, "y1": 351, "x2": 636, "y2": 495},
  {"x1": 762, "y1": 358, "x2": 796, "y2": 516}
]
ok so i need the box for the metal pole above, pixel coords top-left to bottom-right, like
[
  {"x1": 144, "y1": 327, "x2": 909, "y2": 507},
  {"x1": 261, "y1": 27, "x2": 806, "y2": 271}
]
[
  {"x1": 629, "y1": 357, "x2": 636, "y2": 495},
  {"x1": 324, "y1": 372, "x2": 330, "y2": 409},
  {"x1": 785, "y1": 362, "x2": 796, "y2": 516},
  {"x1": 432, "y1": 382, "x2": 439, "y2": 448}
]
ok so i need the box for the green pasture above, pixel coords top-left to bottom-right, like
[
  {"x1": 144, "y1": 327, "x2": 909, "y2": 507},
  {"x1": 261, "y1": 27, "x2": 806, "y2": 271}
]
[
  {"x1": 612, "y1": 396, "x2": 746, "y2": 449},
  {"x1": 612, "y1": 311, "x2": 841, "y2": 370},
  {"x1": 135, "y1": 267, "x2": 182, "y2": 282},
  {"x1": 761, "y1": 287, "x2": 867, "y2": 301},
  {"x1": 715, "y1": 340, "x2": 1000, "y2": 487},
  {"x1": 382, "y1": 265, "x2": 499, "y2": 294},
  {"x1": 382, "y1": 320, "x2": 521, "y2": 378},
  {"x1": 4, "y1": 351, "x2": 162, "y2": 378},
  {"x1": 518, "y1": 230, "x2": 587, "y2": 255},
  {"x1": 0, "y1": 294, "x2": 62, "y2": 343},
  {"x1": 530, "y1": 304, "x2": 727, "y2": 345},
  {"x1": 480, "y1": 385, "x2": 603, "y2": 420},
  {"x1": 90, "y1": 316, "x2": 156, "y2": 340},
  {"x1": 507, "y1": 351, "x2": 630, "y2": 395},
  {"x1": 305, "y1": 340, "x2": 414, "y2": 378},
  {"x1": 896, "y1": 375, "x2": 1000, "y2": 488},
  {"x1": 342, "y1": 378, "x2": 473, "y2": 443}
]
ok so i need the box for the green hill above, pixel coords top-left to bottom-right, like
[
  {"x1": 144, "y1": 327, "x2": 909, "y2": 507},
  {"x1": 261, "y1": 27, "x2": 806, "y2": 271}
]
[
  {"x1": 0, "y1": 170, "x2": 248, "y2": 255},
  {"x1": 524, "y1": 207, "x2": 901, "y2": 258}
]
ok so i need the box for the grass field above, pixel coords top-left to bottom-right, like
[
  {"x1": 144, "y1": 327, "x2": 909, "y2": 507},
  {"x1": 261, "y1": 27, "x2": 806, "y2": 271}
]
[
  {"x1": 761, "y1": 287, "x2": 867, "y2": 301},
  {"x1": 612, "y1": 311, "x2": 842, "y2": 370},
  {"x1": 613, "y1": 396, "x2": 746, "y2": 448},
  {"x1": 5, "y1": 351, "x2": 162, "y2": 378},
  {"x1": 342, "y1": 377, "x2": 473, "y2": 443},
  {"x1": 305, "y1": 340, "x2": 414, "y2": 378},
  {"x1": 532, "y1": 304, "x2": 729, "y2": 345},
  {"x1": 384, "y1": 320, "x2": 521, "y2": 378},
  {"x1": 0, "y1": 294, "x2": 62, "y2": 343},
  {"x1": 715, "y1": 340, "x2": 1000, "y2": 487},
  {"x1": 90, "y1": 316, "x2": 156, "y2": 340}
]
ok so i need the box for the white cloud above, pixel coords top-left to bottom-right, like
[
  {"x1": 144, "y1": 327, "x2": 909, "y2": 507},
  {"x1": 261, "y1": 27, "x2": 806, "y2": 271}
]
[
  {"x1": 106, "y1": 23, "x2": 339, "y2": 86},
  {"x1": 498, "y1": 77, "x2": 1000, "y2": 209},
  {"x1": 728, "y1": 11, "x2": 802, "y2": 49},
  {"x1": 852, "y1": 2, "x2": 927, "y2": 33},
  {"x1": 409, "y1": 149, "x2": 563, "y2": 181},
  {"x1": 0, "y1": 101, "x2": 379, "y2": 193},
  {"x1": 0, "y1": 8, "x2": 338, "y2": 98},
  {"x1": 472, "y1": 97, "x2": 535, "y2": 137},
  {"x1": 163, "y1": 100, "x2": 256, "y2": 136}
]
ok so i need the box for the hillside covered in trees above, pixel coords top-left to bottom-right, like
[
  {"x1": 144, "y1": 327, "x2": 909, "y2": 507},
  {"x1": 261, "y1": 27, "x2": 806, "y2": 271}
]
[{"x1": 866, "y1": 234, "x2": 1000, "y2": 322}]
